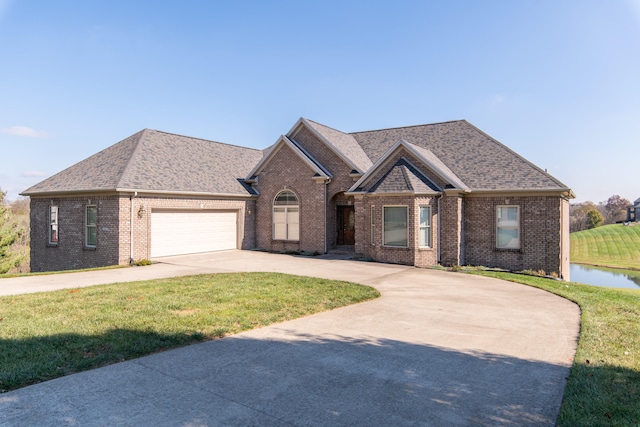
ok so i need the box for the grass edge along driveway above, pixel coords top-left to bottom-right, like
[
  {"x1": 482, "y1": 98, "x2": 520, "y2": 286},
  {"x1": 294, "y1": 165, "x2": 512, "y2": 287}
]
[
  {"x1": 0, "y1": 272, "x2": 379, "y2": 393},
  {"x1": 472, "y1": 270, "x2": 640, "y2": 427}
]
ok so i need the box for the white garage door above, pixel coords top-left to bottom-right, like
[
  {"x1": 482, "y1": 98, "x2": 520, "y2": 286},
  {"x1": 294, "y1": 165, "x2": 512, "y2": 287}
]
[{"x1": 151, "y1": 210, "x2": 237, "y2": 258}]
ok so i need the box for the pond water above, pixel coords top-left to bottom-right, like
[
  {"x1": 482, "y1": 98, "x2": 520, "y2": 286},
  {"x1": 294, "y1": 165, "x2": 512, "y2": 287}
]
[{"x1": 569, "y1": 264, "x2": 640, "y2": 290}]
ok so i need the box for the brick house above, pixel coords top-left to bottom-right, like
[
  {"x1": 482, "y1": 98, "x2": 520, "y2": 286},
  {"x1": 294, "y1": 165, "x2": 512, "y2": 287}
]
[
  {"x1": 22, "y1": 118, "x2": 574, "y2": 279},
  {"x1": 627, "y1": 198, "x2": 640, "y2": 222}
]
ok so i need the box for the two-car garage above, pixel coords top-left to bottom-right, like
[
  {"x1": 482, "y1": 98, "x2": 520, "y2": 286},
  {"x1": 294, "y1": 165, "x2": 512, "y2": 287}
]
[{"x1": 150, "y1": 210, "x2": 238, "y2": 258}]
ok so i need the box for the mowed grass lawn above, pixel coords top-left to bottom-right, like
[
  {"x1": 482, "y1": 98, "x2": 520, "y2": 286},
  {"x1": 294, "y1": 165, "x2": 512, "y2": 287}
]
[
  {"x1": 0, "y1": 272, "x2": 379, "y2": 392},
  {"x1": 571, "y1": 224, "x2": 640, "y2": 270},
  {"x1": 472, "y1": 271, "x2": 640, "y2": 426}
]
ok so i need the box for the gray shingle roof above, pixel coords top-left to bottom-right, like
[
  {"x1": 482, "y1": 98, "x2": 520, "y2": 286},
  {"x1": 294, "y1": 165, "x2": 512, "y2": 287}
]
[
  {"x1": 302, "y1": 119, "x2": 373, "y2": 172},
  {"x1": 369, "y1": 159, "x2": 441, "y2": 194},
  {"x1": 350, "y1": 120, "x2": 570, "y2": 192},
  {"x1": 22, "y1": 129, "x2": 264, "y2": 196}
]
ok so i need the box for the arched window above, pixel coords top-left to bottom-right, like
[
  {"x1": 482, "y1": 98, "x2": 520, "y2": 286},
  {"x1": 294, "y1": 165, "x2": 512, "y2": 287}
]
[{"x1": 273, "y1": 190, "x2": 299, "y2": 241}]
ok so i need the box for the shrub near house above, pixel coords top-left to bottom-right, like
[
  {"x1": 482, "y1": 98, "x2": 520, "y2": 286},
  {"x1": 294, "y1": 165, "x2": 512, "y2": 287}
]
[{"x1": 22, "y1": 118, "x2": 574, "y2": 279}]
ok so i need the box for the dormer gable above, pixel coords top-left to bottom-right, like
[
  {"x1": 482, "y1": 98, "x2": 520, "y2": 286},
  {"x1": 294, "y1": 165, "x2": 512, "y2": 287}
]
[{"x1": 347, "y1": 139, "x2": 469, "y2": 195}]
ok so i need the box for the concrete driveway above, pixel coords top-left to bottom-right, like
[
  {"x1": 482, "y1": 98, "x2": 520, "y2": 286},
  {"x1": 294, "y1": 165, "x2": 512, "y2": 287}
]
[{"x1": 0, "y1": 250, "x2": 580, "y2": 426}]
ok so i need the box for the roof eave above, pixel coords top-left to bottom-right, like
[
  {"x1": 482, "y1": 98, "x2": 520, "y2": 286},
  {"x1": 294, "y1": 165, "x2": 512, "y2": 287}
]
[{"x1": 22, "y1": 188, "x2": 257, "y2": 199}]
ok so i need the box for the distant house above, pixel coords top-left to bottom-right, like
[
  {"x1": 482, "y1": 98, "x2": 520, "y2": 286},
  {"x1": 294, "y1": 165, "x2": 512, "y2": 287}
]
[
  {"x1": 627, "y1": 198, "x2": 640, "y2": 222},
  {"x1": 22, "y1": 118, "x2": 575, "y2": 279}
]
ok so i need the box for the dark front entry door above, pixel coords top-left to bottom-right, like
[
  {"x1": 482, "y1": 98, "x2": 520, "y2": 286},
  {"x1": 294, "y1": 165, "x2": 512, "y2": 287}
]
[{"x1": 337, "y1": 206, "x2": 355, "y2": 245}]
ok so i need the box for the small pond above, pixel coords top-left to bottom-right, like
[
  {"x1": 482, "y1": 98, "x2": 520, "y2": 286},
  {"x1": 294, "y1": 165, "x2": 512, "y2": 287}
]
[{"x1": 569, "y1": 264, "x2": 640, "y2": 290}]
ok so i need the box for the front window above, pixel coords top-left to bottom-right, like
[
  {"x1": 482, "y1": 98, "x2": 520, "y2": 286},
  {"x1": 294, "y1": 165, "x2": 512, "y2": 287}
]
[
  {"x1": 496, "y1": 205, "x2": 520, "y2": 249},
  {"x1": 419, "y1": 206, "x2": 431, "y2": 247},
  {"x1": 86, "y1": 205, "x2": 97, "y2": 247},
  {"x1": 49, "y1": 206, "x2": 58, "y2": 244},
  {"x1": 383, "y1": 206, "x2": 408, "y2": 247},
  {"x1": 273, "y1": 190, "x2": 299, "y2": 241}
]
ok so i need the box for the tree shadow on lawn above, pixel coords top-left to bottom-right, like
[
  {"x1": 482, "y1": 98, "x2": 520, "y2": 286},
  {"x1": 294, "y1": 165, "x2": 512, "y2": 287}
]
[{"x1": 0, "y1": 329, "x2": 594, "y2": 426}]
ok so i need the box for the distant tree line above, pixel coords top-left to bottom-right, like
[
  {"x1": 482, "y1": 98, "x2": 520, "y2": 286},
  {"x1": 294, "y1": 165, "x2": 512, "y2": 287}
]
[
  {"x1": 0, "y1": 187, "x2": 29, "y2": 274},
  {"x1": 570, "y1": 194, "x2": 632, "y2": 232}
]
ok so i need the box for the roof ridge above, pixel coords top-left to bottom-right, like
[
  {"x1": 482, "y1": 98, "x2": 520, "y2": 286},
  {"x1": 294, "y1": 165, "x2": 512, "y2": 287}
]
[
  {"x1": 300, "y1": 118, "x2": 351, "y2": 135},
  {"x1": 349, "y1": 119, "x2": 467, "y2": 135},
  {"x1": 115, "y1": 129, "x2": 148, "y2": 189},
  {"x1": 147, "y1": 128, "x2": 263, "y2": 152}
]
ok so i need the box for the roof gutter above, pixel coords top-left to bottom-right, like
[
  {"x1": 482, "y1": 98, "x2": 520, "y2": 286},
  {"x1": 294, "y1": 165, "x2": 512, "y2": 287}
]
[{"x1": 22, "y1": 188, "x2": 257, "y2": 199}]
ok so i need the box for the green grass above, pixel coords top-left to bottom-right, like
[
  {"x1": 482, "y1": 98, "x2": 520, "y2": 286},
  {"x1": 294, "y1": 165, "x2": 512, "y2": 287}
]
[
  {"x1": 0, "y1": 272, "x2": 379, "y2": 392},
  {"x1": 471, "y1": 270, "x2": 640, "y2": 426},
  {"x1": 571, "y1": 224, "x2": 640, "y2": 270}
]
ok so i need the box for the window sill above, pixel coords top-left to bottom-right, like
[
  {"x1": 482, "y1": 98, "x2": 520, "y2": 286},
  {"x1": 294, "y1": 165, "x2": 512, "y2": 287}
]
[
  {"x1": 495, "y1": 247, "x2": 522, "y2": 252},
  {"x1": 83, "y1": 246, "x2": 97, "y2": 251},
  {"x1": 46, "y1": 243, "x2": 58, "y2": 248},
  {"x1": 382, "y1": 245, "x2": 410, "y2": 250}
]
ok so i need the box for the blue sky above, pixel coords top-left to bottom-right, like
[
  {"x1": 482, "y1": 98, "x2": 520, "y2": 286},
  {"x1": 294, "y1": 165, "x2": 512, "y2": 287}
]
[{"x1": 1, "y1": 1, "x2": 638, "y2": 203}]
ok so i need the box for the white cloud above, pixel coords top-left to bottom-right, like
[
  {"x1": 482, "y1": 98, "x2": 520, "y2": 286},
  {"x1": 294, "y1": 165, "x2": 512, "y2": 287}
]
[
  {"x1": 1, "y1": 126, "x2": 51, "y2": 138},
  {"x1": 21, "y1": 171, "x2": 46, "y2": 177}
]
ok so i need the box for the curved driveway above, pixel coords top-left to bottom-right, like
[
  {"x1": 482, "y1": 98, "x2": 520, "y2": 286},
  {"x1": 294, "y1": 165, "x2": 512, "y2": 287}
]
[{"x1": 0, "y1": 250, "x2": 580, "y2": 426}]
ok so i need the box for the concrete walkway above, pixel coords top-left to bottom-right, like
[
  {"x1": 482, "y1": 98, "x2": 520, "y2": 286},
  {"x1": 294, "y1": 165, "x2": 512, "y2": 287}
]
[{"x1": 0, "y1": 250, "x2": 580, "y2": 426}]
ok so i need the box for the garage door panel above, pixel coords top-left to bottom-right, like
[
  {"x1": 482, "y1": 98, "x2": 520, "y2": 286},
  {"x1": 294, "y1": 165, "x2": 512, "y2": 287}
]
[{"x1": 151, "y1": 211, "x2": 237, "y2": 258}]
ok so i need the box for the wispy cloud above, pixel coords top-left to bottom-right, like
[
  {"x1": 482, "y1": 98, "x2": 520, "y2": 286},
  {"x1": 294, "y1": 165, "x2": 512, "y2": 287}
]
[
  {"x1": 1, "y1": 126, "x2": 51, "y2": 138},
  {"x1": 22, "y1": 171, "x2": 46, "y2": 177}
]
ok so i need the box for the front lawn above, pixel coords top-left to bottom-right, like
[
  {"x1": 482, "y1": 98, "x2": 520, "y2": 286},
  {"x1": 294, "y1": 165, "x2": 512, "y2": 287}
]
[
  {"x1": 471, "y1": 270, "x2": 640, "y2": 427},
  {"x1": 0, "y1": 272, "x2": 379, "y2": 392}
]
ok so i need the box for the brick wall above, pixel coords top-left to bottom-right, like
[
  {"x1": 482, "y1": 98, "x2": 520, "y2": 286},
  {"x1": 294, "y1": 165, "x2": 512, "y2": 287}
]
[
  {"x1": 464, "y1": 195, "x2": 565, "y2": 276},
  {"x1": 30, "y1": 195, "x2": 121, "y2": 272},
  {"x1": 439, "y1": 194, "x2": 463, "y2": 266},
  {"x1": 356, "y1": 195, "x2": 438, "y2": 267},
  {"x1": 123, "y1": 196, "x2": 253, "y2": 262},
  {"x1": 291, "y1": 125, "x2": 362, "y2": 250},
  {"x1": 252, "y1": 144, "x2": 326, "y2": 253},
  {"x1": 30, "y1": 194, "x2": 253, "y2": 272}
]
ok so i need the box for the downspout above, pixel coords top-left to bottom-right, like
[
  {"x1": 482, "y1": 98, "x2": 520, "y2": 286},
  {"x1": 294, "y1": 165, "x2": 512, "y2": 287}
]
[
  {"x1": 129, "y1": 192, "x2": 136, "y2": 264},
  {"x1": 436, "y1": 193, "x2": 442, "y2": 263},
  {"x1": 324, "y1": 178, "x2": 331, "y2": 254}
]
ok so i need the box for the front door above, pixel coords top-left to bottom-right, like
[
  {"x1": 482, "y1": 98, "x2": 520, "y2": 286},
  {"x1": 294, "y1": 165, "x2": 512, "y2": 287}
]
[{"x1": 337, "y1": 206, "x2": 355, "y2": 245}]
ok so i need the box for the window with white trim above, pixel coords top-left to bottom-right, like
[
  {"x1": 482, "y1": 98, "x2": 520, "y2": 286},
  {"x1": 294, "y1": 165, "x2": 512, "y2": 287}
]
[
  {"x1": 370, "y1": 205, "x2": 375, "y2": 244},
  {"x1": 496, "y1": 205, "x2": 520, "y2": 249},
  {"x1": 383, "y1": 206, "x2": 408, "y2": 247},
  {"x1": 419, "y1": 206, "x2": 432, "y2": 248},
  {"x1": 49, "y1": 206, "x2": 58, "y2": 245},
  {"x1": 85, "y1": 205, "x2": 97, "y2": 247},
  {"x1": 273, "y1": 190, "x2": 299, "y2": 241}
]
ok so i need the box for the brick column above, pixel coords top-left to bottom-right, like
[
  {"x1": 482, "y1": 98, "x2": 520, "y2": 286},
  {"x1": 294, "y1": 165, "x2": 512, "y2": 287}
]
[{"x1": 439, "y1": 194, "x2": 463, "y2": 266}]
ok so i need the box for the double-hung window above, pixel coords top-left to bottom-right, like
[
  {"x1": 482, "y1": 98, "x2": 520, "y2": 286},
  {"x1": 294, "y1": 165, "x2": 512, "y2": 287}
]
[
  {"x1": 496, "y1": 205, "x2": 520, "y2": 249},
  {"x1": 273, "y1": 190, "x2": 299, "y2": 241},
  {"x1": 418, "y1": 206, "x2": 432, "y2": 248},
  {"x1": 85, "y1": 205, "x2": 97, "y2": 247},
  {"x1": 383, "y1": 206, "x2": 408, "y2": 247},
  {"x1": 49, "y1": 206, "x2": 58, "y2": 244}
]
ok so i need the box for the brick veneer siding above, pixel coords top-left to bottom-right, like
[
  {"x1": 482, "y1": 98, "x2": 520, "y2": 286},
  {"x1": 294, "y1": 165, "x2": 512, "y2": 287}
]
[
  {"x1": 463, "y1": 195, "x2": 566, "y2": 277},
  {"x1": 291, "y1": 125, "x2": 364, "y2": 250},
  {"x1": 123, "y1": 196, "x2": 254, "y2": 263},
  {"x1": 29, "y1": 195, "x2": 121, "y2": 272},
  {"x1": 355, "y1": 195, "x2": 439, "y2": 268},
  {"x1": 253, "y1": 144, "x2": 327, "y2": 253},
  {"x1": 439, "y1": 194, "x2": 463, "y2": 266},
  {"x1": 29, "y1": 194, "x2": 254, "y2": 272}
]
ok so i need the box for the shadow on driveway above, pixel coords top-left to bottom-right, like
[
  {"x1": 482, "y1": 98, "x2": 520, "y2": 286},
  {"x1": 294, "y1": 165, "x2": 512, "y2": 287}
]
[{"x1": 2, "y1": 329, "x2": 569, "y2": 426}]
